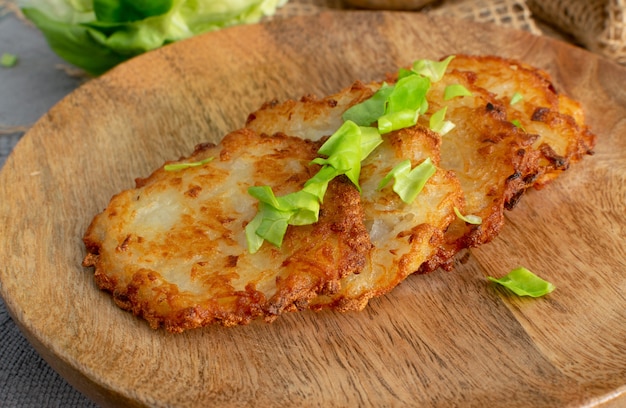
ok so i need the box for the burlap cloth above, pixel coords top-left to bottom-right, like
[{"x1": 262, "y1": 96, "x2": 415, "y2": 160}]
[
  {"x1": 275, "y1": 0, "x2": 626, "y2": 65},
  {"x1": 275, "y1": 0, "x2": 541, "y2": 34}
]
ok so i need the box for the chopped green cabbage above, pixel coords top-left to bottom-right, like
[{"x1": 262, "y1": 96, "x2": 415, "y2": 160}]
[
  {"x1": 18, "y1": 0, "x2": 288, "y2": 75},
  {"x1": 429, "y1": 106, "x2": 455, "y2": 135},
  {"x1": 378, "y1": 158, "x2": 436, "y2": 204},
  {"x1": 510, "y1": 92, "x2": 523, "y2": 105},
  {"x1": 245, "y1": 186, "x2": 320, "y2": 251},
  {"x1": 453, "y1": 206, "x2": 482, "y2": 225},
  {"x1": 411, "y1": 55, "x2": 454, "y2": 82},
  {"x1": 444, "y1": 84, "x2": 472, "y2": 100},
  {"x1": 488, "y1": 267, "x2": 556, "y2": 297},
  {"x1": 1, "y1": 53, "x2": 18, "y2": 67},
  {"x1": 163, "y1": 156, "x2": 214, "y2": 171}
]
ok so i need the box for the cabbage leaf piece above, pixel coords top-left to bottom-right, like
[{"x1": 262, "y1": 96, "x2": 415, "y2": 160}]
[
  {"x1": 510, "y1": 91, "x2": 523, "y2": 105},
  {"x1": 453, "y1": 206, "x2": 482, "y2": 225},
  {"x1": 488, "y1": 267, "x2": 556, "y2": 297},
  {"x1": 1, "y1": 53, "x2": 18, "y2": 67},
  {"x1": 164, "y1": 156, "x2": 214, "y2": 171},
  {"x1": 343, "y1": 74, "x2": 431, "y2": 134},
  {"x1": 429, "y1": 106, "x2": 455, "y2": 135},
  {"x1": 411, "y1": 55, "x2": 455, "y2": 82},
  {"x1": 245, "y1": 186, "x2": 321, "y2": 252},
  {"x1": 444, "y1": 83, "x2": 473, "y2": 100},
  {"x1": 342, "y1": 84, "x2": 394, "y2": 127},
  {"x1": 377, "y1": 157, "x2": 436, "y2": 203}
]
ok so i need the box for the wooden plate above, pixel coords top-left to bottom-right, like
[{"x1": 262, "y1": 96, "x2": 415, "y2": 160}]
[{"x1": 0, "y1": 11, "x2": 624, "y2": 407}]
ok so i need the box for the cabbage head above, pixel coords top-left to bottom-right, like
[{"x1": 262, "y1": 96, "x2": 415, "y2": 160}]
[{"x1": 19, "y1": 0, "x2": 288, "y2": 75}]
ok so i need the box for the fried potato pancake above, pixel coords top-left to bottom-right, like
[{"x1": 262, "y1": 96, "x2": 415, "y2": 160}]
[
  {"x1": 420, "y1": 69, "x2": 543, "y2": 259},
  {"x1": 447, "y1": 55, "x2": 596, "y2": 187},
  {"x1": 310, "y1": 127, "x2": 463, "y2": 311},
  {"x1": 417, "y1": 55, "x2": 596, "y2": 269},
  {"x1": 83, "y1": 129, "x2": 372, "y2": 332}
]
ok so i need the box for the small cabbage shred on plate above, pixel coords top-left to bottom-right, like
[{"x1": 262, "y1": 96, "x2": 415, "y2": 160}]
[{"x1": 17, "y1": 0, "x2": 288, "y2": 75}]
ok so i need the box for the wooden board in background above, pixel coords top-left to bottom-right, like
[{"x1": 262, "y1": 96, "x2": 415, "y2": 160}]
[{"x1": 0, "y1": 11, "x2": 624, "y2": 408}]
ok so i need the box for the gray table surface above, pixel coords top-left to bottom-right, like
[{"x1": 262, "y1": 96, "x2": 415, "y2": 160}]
[{"x1": 0, "y1": 10, "x2": 98, "y2": 408}]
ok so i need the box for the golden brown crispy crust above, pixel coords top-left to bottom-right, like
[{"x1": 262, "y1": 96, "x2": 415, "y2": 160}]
[{"x1": 83, "y1": 129, "x2": 371, "y2": 332}]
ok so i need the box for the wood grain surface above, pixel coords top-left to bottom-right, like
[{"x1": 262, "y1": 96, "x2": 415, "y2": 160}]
[{"x1": 0, "y1": 11, "x2": 625, "y2": 408}]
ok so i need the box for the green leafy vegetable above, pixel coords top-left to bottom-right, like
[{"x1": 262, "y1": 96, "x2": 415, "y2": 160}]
[
  {"x1": 245, "y1": 186, "x2": 320, "y2": 250},
  {"x1": 311, "y1": 120, "x2": 381, "y2": 191},
  {"x1": 302, "y1": 126, "x2": 381, "y2": 200},
  {"x1": 359, "y1": 126, "x2": 385, "y2": 158},
  {"x1": 342, "y1": 84, "x2": 394, "y2": 126},
  {"x1": 396, "y1": 67, "x2": 414, "y2": 80},
  {"x1": 378, "y1": 158, "x2": 436, "y2": 203},
  {"x1": 301, "y1": 164, "x2": 339, "y2": 202},
  {"x1": 453, "y1": 206, "x2": 482, "y2": 225},
  {"x1": 488, "y1": 267, "x2": 555, "y2": 297},
  {"x1": 377, "y1": 109, "x2": 418, "y2": 135},
  {"x1": 377, "y1": 74, "x2": 430, "y2": 134},
  {"x1": 343, "y1": 73, "x2": 431, "y2": 135},
  {"x1": 19, "y1": 0, "x2": 288, "y2": 75},
  {"x1": 511, "y1": 119, "x2": 526, "y2": 131},
  {"x1": 244, "y1": 210, "x2": 265, "y2": 254},
  {"x1": 163, "y1": 156, "x2": 214, "y2": 171},
  {"x1": 1, "y1": 53, "x2": 18, "y2": 67},
  {"x1": 444, "y1": 84, "x2": 472, "y2": 100},
  {"x1": 510, "y1": 92, "x2": 523, "y2": 105},
  {"x1": 21, "y1": 8, "x2": 128, "y2": 74},
  {"x1": 246, "y1": 203, "x2": 290, "y2": 249},
  {"x1": 411, "y1": 55, "x2": 455, "y2": 82},
  {"x1": 429, "y1": 106, "x2": 455, "y2": 135},
  {"x1": 93, "y1": 0, "x2": 174, "y2": 23},
  {"x1": 386, "y1": 74, "x2": 431, "y2": 115}
]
